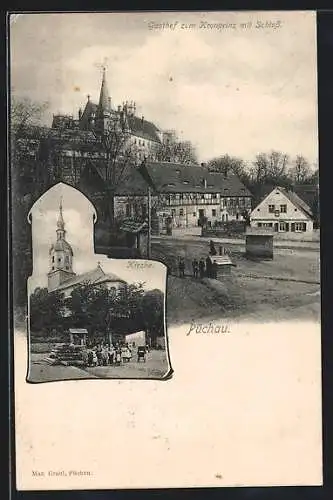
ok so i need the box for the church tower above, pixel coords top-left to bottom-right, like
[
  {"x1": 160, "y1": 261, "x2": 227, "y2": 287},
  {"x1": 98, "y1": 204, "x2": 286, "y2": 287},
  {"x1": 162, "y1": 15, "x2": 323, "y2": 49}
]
[{"x1": 47, "y1": 198, "x2": 76, "y2": 292}]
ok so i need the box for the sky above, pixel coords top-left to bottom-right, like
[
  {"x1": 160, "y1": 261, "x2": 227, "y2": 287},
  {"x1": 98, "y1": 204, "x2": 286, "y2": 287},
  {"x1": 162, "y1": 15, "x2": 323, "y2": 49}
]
[
  {"x1": 10, "y1": 11, "x2": 318, "y2": 165},
  {"x1": 28, "y1": 183, "x2": 166, "y2": 292}
]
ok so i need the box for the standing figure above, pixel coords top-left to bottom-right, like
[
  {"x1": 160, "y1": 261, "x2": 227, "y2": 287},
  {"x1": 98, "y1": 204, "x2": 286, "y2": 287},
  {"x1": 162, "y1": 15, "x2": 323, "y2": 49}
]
[
  {"x1": 212, "y1": 260, "x2": 218, "y2": 279},
  {"x1": 115, "y1": 348, "x2": 121, "y2": 366},
  {"x1": 209, "y1": 240, "x2": 217, "y2": 256},
  {"x1": 108, "y1": 345, "x2": 114, "y2": 365},
  {"x1": 206, "y1": 256, "x2": 212, "y2": 278},
  {"x1": 199, "y1": 258, "x2": 205, "y2": 279},
  {"x1": 192, "y1": 259, "x2": 199, "y2": 278},
  {"x1": 178, "y1": 257, "x2": 185, "y2": 278}
]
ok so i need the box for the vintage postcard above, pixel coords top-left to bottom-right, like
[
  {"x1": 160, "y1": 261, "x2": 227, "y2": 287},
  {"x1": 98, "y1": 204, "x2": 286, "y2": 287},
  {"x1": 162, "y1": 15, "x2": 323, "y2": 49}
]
[{"x1": 10, "y1": 10, "x2": 322, "y2": 489}]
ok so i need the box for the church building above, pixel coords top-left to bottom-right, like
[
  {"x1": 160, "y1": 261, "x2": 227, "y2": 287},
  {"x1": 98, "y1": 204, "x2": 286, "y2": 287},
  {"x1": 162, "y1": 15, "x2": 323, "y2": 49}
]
[{"x1": 47, "y1": 199, "x2": 126, "y2": 296}]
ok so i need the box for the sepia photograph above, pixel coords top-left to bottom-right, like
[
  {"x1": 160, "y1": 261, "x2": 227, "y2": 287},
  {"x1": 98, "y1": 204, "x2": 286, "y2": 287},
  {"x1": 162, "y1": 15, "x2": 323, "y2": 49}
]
[
  {"x1": 27, "y1": 183, "x2": 171, "y2": 382},
  {"x1": 10, "y1": 10, "x2": 322, "y2": 490},
  {"x1": 11, "y1": 12, "x2": 320, "y2": 333}
]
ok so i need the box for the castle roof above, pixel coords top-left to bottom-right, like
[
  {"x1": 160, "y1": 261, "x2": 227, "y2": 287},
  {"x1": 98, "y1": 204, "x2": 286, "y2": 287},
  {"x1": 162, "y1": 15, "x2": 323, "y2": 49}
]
[{"x1": 97, "y1": 67, "x2": 110, "y2": 116}]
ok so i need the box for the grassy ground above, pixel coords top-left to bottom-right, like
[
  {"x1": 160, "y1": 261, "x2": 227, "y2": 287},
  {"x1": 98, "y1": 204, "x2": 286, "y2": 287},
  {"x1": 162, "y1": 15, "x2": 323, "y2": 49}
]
[{"x1": 152, "y1": 240, "x2": 320, "y2": 324}]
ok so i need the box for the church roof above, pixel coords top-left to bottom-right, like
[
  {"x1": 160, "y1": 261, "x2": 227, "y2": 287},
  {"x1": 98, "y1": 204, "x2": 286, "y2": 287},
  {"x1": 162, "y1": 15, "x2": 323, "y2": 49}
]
[
  {"x1": 54, "y1": 264, "x2": 126, "y2": 292},
  {"x1": 50, "y1": 239, "x2": 74, "y2": 255}
]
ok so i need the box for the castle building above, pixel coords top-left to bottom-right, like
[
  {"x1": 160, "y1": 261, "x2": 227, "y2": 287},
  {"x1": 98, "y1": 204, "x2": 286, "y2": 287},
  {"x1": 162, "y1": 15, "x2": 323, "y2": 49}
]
[
  {"x1": 51, "y1": 67, "x2": 163, "y2": 163},
  {"x1": 47, "y1": 199, "x2": 126, "y2": 296}
]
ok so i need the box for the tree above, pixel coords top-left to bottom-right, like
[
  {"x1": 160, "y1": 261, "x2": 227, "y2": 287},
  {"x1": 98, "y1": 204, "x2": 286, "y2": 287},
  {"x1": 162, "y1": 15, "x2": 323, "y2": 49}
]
[
  {"x1": 155, "y1": 130, "x2": 198, "y2": 165},
  {"x1": 140, "y1": 289, "x2": 164, "y2": 347},
  {"x1": 207, "y1": 154, "x2": 250, "y2": 185},
  {"x1": 11, "y1": 96, "x2": 49, "y2": 309},
  {"x1": 85, "y1": 113, "x2": 141, "y2": 227},
  {"x1": 250, "y1": 150, "x2": 290, "y2": 185},
  {"x1": 288, "y1": 155, "x2": 311, "y2": 184},
  {"x1": 29, "y1": 287, "x2": 65, "y2": 335}
]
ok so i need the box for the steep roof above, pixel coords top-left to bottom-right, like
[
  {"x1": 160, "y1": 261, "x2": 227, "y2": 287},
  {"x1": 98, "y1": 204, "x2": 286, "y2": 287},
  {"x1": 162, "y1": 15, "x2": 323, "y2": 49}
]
[
  {"x1": 79, "y1": 100, "x2": 98, "y2": 130},
  {"x1": 97, "y1": 68, "x2": 110, "y2": 116},
  {"x1": 278, "y1": 186, "x2": 313, "y2": 218},
  {"x1": 127, "y1": 115, "x2": 161, "y2": 143},
  {"x1": 93, "y1": 161, "x2": 252, "y2": 197},
  {"x1": 55, "y1": 264, "x2": 125, "y2": 292}
]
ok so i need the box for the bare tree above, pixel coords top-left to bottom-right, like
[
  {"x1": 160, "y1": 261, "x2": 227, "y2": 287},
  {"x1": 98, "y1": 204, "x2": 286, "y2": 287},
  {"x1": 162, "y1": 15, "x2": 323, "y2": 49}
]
[
  {"x1": 84, "y1": 115, "x2": 141, "y2": 226},
  {"x1": 155, "y1": 131, "x2": 198, "y2": 165},
  {"x1": 250, "y1": 150, "x2": 290, "y2": 184},
  {"x1": 207, "y1": 154, "x2": 248, "y2": 179},
  {"x1": 10, "y1": 96, "x2": 49, "y2": 309},
  {"x1": 288, "y1": 155, "x2": 311, "y2": 184}
]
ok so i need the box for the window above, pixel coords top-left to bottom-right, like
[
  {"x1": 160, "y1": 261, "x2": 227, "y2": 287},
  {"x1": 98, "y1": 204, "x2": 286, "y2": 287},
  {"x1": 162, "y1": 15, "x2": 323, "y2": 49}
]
[
  {"x1": 179, "y1": 209, "x2": 184, "y2": 216},
  {"x1": 279, "y1": 222, "x2": 287, "y2": 231},
  {"x1": 58, "y1": 258, "x2": 61, "y2": 263},
  {"x1": 258, "y1": 223, "x2": 262, "y2": 227},
  {"x1": 52, "y1": 266, "x2": 55, "y2": 270},
  {"x1": 268, "y1": 204, "x2": 275, "y2": 213},
  {"x1": 66, "y1": 266, "x2": 69, "y2": 270},
  {"x1": 294, "y1": 222, "x2": 307, "y2": 232},
  {"x1": 257, "y1": 208, "x2": 260, "y2": 211},
  {"x1": 52, "y1": 256, "x2": 55, "y2": 263},
  {"x1": 171, "y1": 209, "x2": 176, "y2": 216},
  {"x1": 193, "y1": 212, "x2": 196, "y2": 217},
  {"x1": 280, "y1": 204, "x2": 287, "y2": 213},
  {"x1": 212, "y1": 209, "x2": 217, "y2": 216}
]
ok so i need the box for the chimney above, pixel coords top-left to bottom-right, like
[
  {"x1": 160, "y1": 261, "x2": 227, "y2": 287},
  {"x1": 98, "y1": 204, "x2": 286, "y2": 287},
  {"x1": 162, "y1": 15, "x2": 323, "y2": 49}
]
[
  {"x1": 203, "y1": 178, "x2": 207, "y2": 188},
  {"x1": 141, "y1": 115, "x2": 144, "y2": 124},
  {"x1": 108, "y1": 97, "x2": 111, "y2": 109},
  {"x1": 78, "y1": 108, "x2": 82, "y2": 119},
  {"x1": 87, "y1": 94, "x2": 90, "y2": 102},
  {"x1": 117, "y1": 105, "x2": 121, "y2": 112}
]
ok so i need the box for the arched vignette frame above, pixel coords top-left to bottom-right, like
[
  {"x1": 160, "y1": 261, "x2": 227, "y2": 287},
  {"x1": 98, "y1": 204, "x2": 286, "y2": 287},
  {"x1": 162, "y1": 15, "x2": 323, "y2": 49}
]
[{"x1": 20, "y1": 181, "x2": 173, "y2": 383}]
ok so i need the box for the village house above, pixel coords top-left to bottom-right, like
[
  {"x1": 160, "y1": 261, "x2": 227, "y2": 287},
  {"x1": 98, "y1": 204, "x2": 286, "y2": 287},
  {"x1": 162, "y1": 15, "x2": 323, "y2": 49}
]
[
  {"x1": 249, "y1": 186, "x2": 314, "y2": 233},
  {"x1": 80, "y1": 161, "x2": 253, "y2": 229}
]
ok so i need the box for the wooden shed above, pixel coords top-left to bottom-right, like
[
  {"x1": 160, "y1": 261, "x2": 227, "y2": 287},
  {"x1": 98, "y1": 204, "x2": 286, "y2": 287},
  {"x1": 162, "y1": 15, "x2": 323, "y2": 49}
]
[
  {"x1": 245, "y1": 233, "x2": 274, "y2": 260},
  {"x1": 208, "y1": 255, "x2": 236, "y2": 278}
]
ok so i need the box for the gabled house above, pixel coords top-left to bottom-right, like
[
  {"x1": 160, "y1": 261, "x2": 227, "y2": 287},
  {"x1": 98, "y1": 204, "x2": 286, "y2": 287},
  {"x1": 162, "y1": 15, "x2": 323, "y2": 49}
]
[{"x1": 250, "y1": 186, "x2": 314, "y2": 233}]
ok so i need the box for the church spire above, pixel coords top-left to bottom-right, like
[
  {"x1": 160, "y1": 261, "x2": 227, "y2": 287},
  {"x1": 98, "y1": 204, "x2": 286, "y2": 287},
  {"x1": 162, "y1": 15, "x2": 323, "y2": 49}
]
[
  {"x1": 98, "y1": 66, "x2": 111, "y2": 113},
  {"x1": 56, "y1": 197, "x2": 65, "y2": 240}
]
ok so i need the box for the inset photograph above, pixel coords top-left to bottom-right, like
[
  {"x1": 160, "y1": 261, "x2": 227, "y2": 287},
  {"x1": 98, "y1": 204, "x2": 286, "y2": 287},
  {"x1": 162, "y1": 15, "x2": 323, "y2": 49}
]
[{"x1": 27, "y1": 183, "x2": 171, "y2": 382}]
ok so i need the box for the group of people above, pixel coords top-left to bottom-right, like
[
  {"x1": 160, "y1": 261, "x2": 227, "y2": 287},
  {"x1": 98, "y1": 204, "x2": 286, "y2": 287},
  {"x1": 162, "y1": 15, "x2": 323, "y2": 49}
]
[
  {"x1": 177, "y1": 256, "x2": 219, "y2": 279},
  {"x1": 177, "y1": 241, "x2": 229, "y2": 280},
  {"x1": 81, "y1": 343, "x2": 133, "y2": 367}
]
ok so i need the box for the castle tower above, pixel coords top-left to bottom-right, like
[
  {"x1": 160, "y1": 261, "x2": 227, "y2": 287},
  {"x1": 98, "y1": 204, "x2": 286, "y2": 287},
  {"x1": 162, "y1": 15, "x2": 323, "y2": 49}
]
[
  {"x1": 95, "y1": 66, "x2": 112, "y2": 134},
  {"x1": 47, "y1": 198, "x2": 76, "y2": 292}
]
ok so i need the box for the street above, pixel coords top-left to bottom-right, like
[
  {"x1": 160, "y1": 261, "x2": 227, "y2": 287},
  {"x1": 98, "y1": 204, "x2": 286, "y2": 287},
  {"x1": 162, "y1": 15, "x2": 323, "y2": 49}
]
[
  {"x1": 28, "y1": 348, "x2": 170, "y2": 382},
  {"x1": 152, "y1": 237, "x2": 320, "y2": 324}
]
